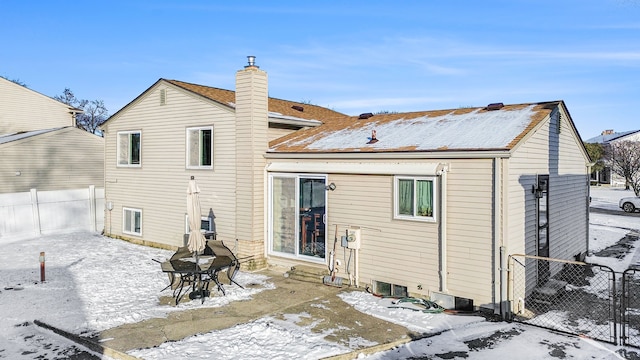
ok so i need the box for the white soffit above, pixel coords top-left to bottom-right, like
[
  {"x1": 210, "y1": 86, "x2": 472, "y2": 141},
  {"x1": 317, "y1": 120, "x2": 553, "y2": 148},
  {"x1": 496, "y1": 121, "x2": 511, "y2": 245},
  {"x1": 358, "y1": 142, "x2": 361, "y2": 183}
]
[{"x1": 267, "y1": 162, "x2": 445, "y2": 176}]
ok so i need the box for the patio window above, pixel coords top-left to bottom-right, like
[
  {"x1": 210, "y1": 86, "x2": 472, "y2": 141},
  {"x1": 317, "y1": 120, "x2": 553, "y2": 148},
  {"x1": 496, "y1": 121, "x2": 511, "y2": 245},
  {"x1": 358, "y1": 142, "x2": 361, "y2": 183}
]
[
  {"x1": 123, "y1": 207, "x2": 142, "y2": 236},
  {"x1": 117, "y1": 131, "x2": 141, "y2": 167},
  {"x1": 394, "y1": 176, "x2": 436, "y2": 221},
  {"x1": 186, "y1": 126, "x2": 213, "y2": 169},
  {"x1": 185, "y1": 215, "x2": 212, "y2": 233}
]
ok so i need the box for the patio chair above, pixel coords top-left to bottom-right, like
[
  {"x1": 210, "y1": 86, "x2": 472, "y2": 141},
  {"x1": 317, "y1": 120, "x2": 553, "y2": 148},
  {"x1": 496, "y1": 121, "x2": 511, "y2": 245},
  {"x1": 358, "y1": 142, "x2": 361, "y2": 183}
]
[{"x1": 202, "y1": 239, "x2": 244, "y2": 295}]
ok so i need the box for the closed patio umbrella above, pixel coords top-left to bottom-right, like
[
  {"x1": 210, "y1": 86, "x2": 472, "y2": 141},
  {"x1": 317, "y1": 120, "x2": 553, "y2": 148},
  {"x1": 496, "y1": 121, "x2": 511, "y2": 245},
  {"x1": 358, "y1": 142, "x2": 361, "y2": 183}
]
[{"x1": 187, "y1": 177, "x2": 206, "y2": 254}]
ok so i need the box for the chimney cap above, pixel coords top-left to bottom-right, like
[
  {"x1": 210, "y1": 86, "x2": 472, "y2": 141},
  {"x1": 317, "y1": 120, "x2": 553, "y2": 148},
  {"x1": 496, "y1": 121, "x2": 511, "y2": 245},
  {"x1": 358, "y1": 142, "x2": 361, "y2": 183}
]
[{"x1": 245, "y1": 55, "x2": 258, "y2": 68}]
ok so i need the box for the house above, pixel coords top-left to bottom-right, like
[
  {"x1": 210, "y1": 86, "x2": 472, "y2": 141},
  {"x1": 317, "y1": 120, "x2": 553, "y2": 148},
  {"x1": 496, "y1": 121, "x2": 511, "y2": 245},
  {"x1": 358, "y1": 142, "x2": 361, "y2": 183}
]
[
  {"x1": 0, "y1": 127, "x2": 104, "y2": 193},
  {"x1": 0, "y1": 77, "x2": 104, "y2": 193},
  {"x1": 585, "y1": 129, "x2": 640, "y2": 186},
  {"x1": 0, "y1": 76, "x2": 81, "y2": 134},
  {"x1": 101, "y1": 58, "x2": 591, "y2": 315}
]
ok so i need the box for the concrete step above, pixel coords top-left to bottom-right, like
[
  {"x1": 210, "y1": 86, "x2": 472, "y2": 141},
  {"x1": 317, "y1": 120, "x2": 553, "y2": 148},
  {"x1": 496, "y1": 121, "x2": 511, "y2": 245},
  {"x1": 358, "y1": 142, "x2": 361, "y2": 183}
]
[
  {"x1": 531, "y1": 279, "x2": 568, "y2": 302},
  {"x1": 286, "y1": 265, "x2": 329, "y2": 284}
]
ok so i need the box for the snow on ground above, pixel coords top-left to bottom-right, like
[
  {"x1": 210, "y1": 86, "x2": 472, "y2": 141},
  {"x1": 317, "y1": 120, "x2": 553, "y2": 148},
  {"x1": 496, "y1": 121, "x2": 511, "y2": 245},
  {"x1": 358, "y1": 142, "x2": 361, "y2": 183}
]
[{"x1": 1, "y1": 187, "x2": 639, "y2": 359}]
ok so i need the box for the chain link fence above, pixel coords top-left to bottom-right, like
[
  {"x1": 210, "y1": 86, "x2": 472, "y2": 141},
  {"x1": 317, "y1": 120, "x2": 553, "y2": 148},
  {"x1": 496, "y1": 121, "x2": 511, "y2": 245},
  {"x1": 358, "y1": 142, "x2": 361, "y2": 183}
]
[
  {"x1": 622, "y1": 268, "x2": 640, "y2": 348},
  {"x1": 508, "y1": 254, "x2": 617, "y2": 344}
]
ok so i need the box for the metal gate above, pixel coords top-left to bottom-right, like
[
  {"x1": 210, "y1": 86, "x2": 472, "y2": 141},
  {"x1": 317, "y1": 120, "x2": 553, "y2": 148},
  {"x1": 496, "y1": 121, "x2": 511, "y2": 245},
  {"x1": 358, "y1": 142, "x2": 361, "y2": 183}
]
[
  {"x1": 508, "y1": 254, "x2": 618, "y2": 344},
  {"x1": 622, "y1": 268, "x2": 640, "y2": 348}
]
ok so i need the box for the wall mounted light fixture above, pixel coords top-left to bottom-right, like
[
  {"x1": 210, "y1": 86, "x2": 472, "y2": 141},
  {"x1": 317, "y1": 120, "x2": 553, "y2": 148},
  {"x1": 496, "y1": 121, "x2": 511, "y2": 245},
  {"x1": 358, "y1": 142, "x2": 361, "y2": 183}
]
[
  {"x1": 15, "y1": 171, "x2": 21, "y2": 176},
  {"x1": 325, "y1": 182, "x2": 336, "y2": 191}
]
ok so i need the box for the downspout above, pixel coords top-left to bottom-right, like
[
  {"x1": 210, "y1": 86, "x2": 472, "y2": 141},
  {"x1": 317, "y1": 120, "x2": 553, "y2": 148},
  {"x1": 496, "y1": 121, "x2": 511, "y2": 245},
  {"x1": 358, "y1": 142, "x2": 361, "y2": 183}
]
[
  {"x1": 438, "y1": 164, "x2": 449, "y2": 293},
  {"x1": 586, "y1": 162, "x2": 594, "y2": 256},
  {"x1": 495, "y1": 157, "x2": 507, "y2": 317}
]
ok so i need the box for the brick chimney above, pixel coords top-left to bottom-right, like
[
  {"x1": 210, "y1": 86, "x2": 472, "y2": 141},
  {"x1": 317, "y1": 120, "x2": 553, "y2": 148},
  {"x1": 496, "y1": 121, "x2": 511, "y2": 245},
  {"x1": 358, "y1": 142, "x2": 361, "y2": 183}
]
[
  {"x1": 234, "y1": 56, "x2": 268, "y2": 266},
  {"x1": 602, "y1": 129, "x2": 614, "y2": 135}
]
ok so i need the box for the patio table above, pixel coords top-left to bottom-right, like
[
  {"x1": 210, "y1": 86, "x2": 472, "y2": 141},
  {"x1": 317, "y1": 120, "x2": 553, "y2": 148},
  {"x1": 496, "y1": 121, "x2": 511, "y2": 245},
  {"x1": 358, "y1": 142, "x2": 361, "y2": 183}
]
[{"x1": 160, "y1": 255, "x2": 214, "y2": 305}]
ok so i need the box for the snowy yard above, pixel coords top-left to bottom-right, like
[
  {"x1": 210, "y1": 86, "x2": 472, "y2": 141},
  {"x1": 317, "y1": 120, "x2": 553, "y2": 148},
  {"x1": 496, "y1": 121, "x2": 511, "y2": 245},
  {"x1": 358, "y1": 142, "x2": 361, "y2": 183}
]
[{"x1": 1, "y1": 186, "x2": 639, "y2": 359}]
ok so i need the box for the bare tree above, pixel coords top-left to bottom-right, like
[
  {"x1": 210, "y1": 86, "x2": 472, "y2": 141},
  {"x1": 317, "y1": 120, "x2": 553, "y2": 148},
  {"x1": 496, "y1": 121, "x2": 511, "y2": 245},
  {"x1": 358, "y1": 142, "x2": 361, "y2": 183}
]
[
  {"x1": 606, "y1": 140, "x2": 640, "y2": 195},
  {"x1": 77, "y1": 100, "x2": 108, "y2": 135},
  {"x1": 1, "y1": 75, "x2": 27, "y2": 87},
  {"x1": 54, "y1": 88, "x2": 108, "y2": 135},
  {"x1": 53, "y1": 88, "x2": 77, "y2": 106}
]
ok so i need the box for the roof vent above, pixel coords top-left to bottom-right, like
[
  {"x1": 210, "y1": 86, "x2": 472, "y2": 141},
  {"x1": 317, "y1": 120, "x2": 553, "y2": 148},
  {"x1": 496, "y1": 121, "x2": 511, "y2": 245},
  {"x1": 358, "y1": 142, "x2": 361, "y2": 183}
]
[
  {"x1": 367, "y1": 130, "x2": 379, "y2": 144},
  {"x1": 359, "y1": 112, "x2": 374, "y2": 119},
  {"x1": 291, "y1": 105, "x2": 304, "y2": 112},
  {"x1": 486, "y1": 103, "x2": 504, "y2": 111}
]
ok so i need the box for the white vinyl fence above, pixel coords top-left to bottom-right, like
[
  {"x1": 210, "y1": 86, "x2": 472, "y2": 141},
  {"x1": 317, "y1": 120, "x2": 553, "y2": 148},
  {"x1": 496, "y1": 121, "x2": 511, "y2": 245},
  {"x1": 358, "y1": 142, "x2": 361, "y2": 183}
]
[{"x1": 0, "y1": 186, "x2": 104, "y2": 240}]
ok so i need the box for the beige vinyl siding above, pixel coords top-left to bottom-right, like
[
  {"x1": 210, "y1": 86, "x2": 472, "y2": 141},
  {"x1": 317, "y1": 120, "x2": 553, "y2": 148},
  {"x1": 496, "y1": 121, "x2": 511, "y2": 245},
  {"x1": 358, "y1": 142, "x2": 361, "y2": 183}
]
[
  {"x1": 0, "y1": 128, "x2": 103, "y2": 193},
  {"x1": 551, "y1": 107, "x2": 589, "y2": 259},
  {"x1": 327, "y1": 173, "x2": 441, "y2": 295},
  {"x1": 103, "y1": 84, "x2": 237, "y2": 248},
  {"x1": 267, "y1": 157, "x2": 497, "y2": 303},
  {"x1": 268, "y1": 127, "x2": 296, "y2": 141},
  {"x1": 507, "y1": 109, "x2": 588, "y2": 262},
  {"x1": 444, "y1": 158, "x2": 495, "y2": 304},
  {"x1": 0, "y1": 78, "x2": 74, "y2": 134}
]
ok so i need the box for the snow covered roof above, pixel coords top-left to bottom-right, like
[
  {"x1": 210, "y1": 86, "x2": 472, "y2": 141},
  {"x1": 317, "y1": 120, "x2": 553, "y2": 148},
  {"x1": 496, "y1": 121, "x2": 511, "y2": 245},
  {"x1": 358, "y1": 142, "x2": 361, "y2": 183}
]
[{"x1": 269, "y1": 102, "x2": 560, "y2": 153}]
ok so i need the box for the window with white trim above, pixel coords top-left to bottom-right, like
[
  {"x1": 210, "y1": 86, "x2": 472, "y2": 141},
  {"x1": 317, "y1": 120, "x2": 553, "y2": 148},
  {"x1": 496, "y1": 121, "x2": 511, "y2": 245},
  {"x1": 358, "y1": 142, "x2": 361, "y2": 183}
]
[
  {"x1": 394, "y1": 176, "x2": 436, "y2": 221},
  {"x1": 117, "y1": 131, "x2": 141, "y2": 166},
  {"x1": 186, "y1": 126, "x2": 213, "y2": 169},
  {"x1": 185, "y1": 215, "x2": 212, "y2": 233},
  {"x1": 123, "y1": 207, "x2": 142, "y2": 235}
]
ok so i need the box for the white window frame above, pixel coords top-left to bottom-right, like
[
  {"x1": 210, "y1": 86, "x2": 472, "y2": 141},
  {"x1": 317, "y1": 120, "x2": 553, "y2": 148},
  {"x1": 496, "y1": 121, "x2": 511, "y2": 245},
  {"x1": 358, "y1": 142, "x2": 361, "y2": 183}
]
[
  {"x1": 122, "y1": 207, "x2": 142, "y2": 236},
  {"x1": 393, "y1": 176, "x2": 437, "y2": 222},
  {"x1": 185, "y1": 214, "x2": 212, "y2": 233},
  {"x1": 186, "y1": 126, "x2": 213, "y2": 169},
  {"x1": 116, "y1": 130, "x2": 142, "y2": 167},
  {"x1": 267, "y1": 172, "x2": 328, "y2": 264}
]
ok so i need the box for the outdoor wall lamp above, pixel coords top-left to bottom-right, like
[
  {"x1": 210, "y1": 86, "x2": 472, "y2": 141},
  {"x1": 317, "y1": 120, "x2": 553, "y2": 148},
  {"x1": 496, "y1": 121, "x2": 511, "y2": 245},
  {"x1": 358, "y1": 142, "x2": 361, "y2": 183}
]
[
  {"x1": 532, "y1": 184, "x2": 544, "y2": 198},
  {"x1": 15, "y1": 170, "x2": 21, "y2": 176},
  {"x1": 326, "y1": 183, "x2": 336, "y2": 191}
]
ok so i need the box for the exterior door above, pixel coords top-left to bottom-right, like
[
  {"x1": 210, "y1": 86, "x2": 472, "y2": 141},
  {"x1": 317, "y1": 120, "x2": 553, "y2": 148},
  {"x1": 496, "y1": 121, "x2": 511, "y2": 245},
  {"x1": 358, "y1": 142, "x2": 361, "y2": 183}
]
[
  {"x1": 269, "y1": 174, "x2": 327, "y2": 260},
  {"x1": 536, "y1": 175, "x2": 550, "y2": 284}
]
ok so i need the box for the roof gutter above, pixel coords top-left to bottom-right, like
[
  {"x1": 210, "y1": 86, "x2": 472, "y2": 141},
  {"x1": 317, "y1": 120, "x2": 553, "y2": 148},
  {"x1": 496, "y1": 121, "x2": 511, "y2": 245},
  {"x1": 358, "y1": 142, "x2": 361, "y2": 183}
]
[
  {"x1": 268, "y1": 116, "x2": 322, "y2": 127},
  {"x1": 265, "y1": 150, "x2": 512, "y2": 160}
]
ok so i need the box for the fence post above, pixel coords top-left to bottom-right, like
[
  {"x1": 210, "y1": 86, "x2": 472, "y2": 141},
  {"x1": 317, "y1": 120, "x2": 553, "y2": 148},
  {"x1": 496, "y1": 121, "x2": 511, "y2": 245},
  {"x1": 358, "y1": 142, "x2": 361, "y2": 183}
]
[
  {"x1": 89, "y1": 185, "x2": 96, "y2": 232},
  {"x1": 30, "y1": 188, "x2": 41, "y2": 236}
]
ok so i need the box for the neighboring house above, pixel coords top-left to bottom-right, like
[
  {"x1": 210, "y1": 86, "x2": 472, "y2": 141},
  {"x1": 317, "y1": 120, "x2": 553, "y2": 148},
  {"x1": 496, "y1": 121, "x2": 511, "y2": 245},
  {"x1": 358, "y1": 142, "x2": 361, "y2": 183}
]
[
  {"x1": 101, "y1": 58, "x2": 591, "y2": 315},
  {"x1": 0, "y1": 76, "x2": 104, "y2": 194},
  {"x1": 0, "y1": 127, "x2": 104, "y2": 193},
  {"x1": 585, "y1": 129, "x2": 640, "y2": 186},
  {"x1": 0, "y1": 76, "x2": 82, "y2": 134}
]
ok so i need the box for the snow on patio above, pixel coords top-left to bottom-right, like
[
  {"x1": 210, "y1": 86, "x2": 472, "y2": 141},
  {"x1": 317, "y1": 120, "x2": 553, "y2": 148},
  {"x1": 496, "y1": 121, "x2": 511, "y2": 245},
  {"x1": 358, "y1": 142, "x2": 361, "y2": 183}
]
[{"x1": 0, "y1": 186, "x2": 638, "y2": 359}]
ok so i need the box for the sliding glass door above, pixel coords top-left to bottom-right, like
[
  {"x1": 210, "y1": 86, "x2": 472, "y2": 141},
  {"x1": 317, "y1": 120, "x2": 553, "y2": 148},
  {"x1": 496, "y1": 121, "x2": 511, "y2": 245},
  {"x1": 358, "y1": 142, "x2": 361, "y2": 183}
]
[{"x1": 269, "y1": 174, "x2": 327, "y2": 260}]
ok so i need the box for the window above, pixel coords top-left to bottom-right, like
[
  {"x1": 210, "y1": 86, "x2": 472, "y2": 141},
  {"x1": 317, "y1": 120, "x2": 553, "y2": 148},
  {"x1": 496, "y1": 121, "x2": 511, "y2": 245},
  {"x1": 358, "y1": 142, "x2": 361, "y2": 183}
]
[
  {"x1": 123, "y1": 207, "x2": 142, "y2": 235},
  {"x1": 185, "y1": 215, "x2": 212, "y2": 233},
  {"x1": 117, "y1": 131, "x2": 141, "y2": 166},
  {"x1": 394, "y1": 176, "x2": 436, "y2": 221},
  {"x1": 268, "y1": 174, "x2": 328, "y2": 260},
  {"x1": 187, "y1": 126, "x2": 213, "y2": 169},
  {"x1": 373, "y1": 280, "x2": 408, "y2": 297}
]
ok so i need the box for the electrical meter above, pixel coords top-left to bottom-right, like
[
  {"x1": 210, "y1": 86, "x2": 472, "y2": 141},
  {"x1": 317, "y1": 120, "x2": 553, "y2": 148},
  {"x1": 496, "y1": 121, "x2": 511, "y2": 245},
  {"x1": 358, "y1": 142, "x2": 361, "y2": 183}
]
[{"x1": 346, "y1": 228, "x2": 361, "y2": 249}]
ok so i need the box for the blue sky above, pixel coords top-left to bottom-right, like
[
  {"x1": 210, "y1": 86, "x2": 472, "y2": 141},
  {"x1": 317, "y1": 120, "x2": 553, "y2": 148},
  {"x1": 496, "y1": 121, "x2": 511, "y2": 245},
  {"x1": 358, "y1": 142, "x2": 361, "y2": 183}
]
[{"x1": 2, "y1": 1, "x2": 639, "y2": 139}]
